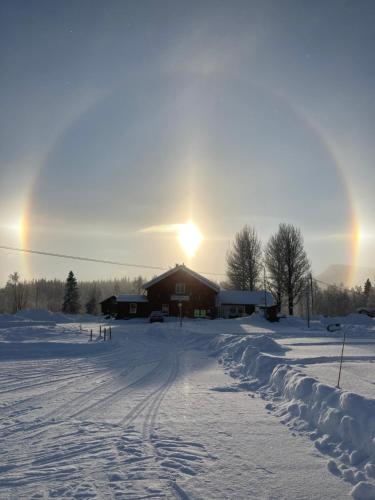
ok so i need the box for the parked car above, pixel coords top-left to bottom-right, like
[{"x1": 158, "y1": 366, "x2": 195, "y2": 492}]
[
  {"x1": 326, "y1": 323, "x2": 341, "y2": 332},
  {"x1": 149, "y1": 311, "x2": 164, "y2": 323},
  {"x1": 357, "y1": 307, "x2": 375, "y2": 318}
]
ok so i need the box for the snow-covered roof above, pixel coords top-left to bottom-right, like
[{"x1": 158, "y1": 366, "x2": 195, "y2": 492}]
[
  {"x1": 217, "y1": 290, "x2": 276, "y2": 307},
  {"x1": 143, "y1": 265, "x2": 220, "y2": 292},
  {"x1": 116, "y1": 294, "x2": 148, "y2": 303}
]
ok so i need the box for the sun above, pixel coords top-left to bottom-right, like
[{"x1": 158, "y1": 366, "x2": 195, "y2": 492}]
[{"x1": 178, "y1": 221, "x2": 203, "y2": 258}]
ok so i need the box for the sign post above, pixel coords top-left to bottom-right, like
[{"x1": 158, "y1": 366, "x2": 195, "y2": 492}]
[
  {"x1": 178, "y1": 302, "x2": 182, "y2": 327},
  {"x1": 327, "y1": 323, "x2": 345, "y2": 388},
  {"x1": 337, "y1": 328, "x2": 347, "y2": 389}
]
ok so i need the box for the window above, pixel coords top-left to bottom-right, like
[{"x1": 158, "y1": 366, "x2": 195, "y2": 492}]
[
  {"x1": 194, "y1": 309, "x2": 206, "y2": 318},
  {"x1": 175, "y1": 283, "x2": 186, "y2": 294},
  {"x1": 129, "y1": 303, "x2": 137, "y2": 314},
  {"x1": 161, "y1": 304, "x2": 169, "y2": 315}
]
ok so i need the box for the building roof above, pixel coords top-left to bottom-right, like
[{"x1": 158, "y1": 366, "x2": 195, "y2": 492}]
[
  {"x1": 116, "y1": 294, "x2": 149, "y2": 303},
  {"x1": 217, "y1": 290, "x2": 276, "y2": 307},
  {"x1": 143, "y1": 264, "x2": 220, "y2": 292},
  {"x1": 99, "y1": 295, "x2": 116, "y2": 304}
]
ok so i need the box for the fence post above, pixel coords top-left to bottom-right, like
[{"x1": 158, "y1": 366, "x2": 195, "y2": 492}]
[
  {"x1": 99, "y1": 325, "x2": 102, "y2": 338},
  {"x1": 104, "y1": 328, "x2": 106, "y2": 341},
  {"x1": 109, "y1": 326, "x2": 112, "y2": 340},
  {"x1": 90, "y1": 329, "x2": 93, "y2": 342}
]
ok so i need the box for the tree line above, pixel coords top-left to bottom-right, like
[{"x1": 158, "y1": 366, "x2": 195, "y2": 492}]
[
  {"x1": 0, "y1": 272, "x2": 147, "y2": 315},
  {"x1": 1, "y1": 224, "x2": 373, "y2": 317},
  {"x1": 310, "y1": 278, "x2": 375, "y2": 317}
]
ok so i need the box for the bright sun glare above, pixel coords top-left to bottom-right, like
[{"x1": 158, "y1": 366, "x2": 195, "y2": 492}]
[{"x1": 178, "y1": 221, "x2": 203, "y2": 258}]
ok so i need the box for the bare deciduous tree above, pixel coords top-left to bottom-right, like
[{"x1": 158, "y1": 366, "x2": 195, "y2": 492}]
[
  {"x1": 265, "y1": 232, "x2": 284, "y2": 311},
  {"x1": 6, "y1": 272, "x2": 28, "y2": 313},
  {"x1": 226, "y1": 225, "x2": 262, "y2": 290},
  {"x1": 265, "y1": 224, "x2": 310, "y2": 315},
  {"x1": 278, "y1": 224, "x2": 310, "y2": 315},
  {"x1": 85, "y1": 284, "x2": 102, "y2": 315}
]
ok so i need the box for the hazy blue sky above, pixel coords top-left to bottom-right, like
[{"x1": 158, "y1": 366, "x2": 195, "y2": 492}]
[{"x1": 1, "y1": 0, "x2": 374, "y2": 285}]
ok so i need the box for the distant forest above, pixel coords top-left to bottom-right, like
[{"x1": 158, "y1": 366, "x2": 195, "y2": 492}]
[{"x1": 0, "y1": 272, "x2": 148, "y2": 315}]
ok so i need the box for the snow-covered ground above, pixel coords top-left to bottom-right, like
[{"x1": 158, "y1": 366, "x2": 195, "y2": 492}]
[{"x1": 0, "y1": 311, "x2": 374, "y2": 499}]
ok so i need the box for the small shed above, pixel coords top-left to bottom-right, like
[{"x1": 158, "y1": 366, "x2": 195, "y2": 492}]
[
  {"x1": 100, "y1": 294, "x2": 149, "y2": 319},
  {"x1": 116, "y1": 294, "x2": 149, "y2": 319},
  {"x1": 100, "y1": 295, "x2": 117, "y2": 317}
]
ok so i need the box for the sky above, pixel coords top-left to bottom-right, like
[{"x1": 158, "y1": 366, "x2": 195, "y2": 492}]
[{"x1": 0, "y1": 0, "x2": 375, "y2": 286}]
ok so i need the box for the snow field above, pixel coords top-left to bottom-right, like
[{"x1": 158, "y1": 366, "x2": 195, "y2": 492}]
[{"x1": 1, "y1": 310, "x2": 373, "y2": 498}]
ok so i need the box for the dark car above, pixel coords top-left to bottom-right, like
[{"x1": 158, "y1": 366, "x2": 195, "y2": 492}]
[
  {"x1": 357, "y1": 307, "x2": 375, "y2": 318},
  {"x1": 149, "y1": 311, "x2": 164, "y2": 323}
]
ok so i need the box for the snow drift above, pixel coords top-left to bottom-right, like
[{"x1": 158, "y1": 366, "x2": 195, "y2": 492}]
[{"x1": 210, "y1": 334, "x2": 375, "y2": 498}]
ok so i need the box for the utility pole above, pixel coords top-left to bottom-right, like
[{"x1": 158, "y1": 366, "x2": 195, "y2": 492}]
[
  {"x1": 306, "y1": 277, "x2": 310, "y2": 328},
  {"x1": 309, "y1": 273, "x2": 314, "y2": 316},
  {"x1": 264, "y1": 267, "x2": 267, "y2": 308}
]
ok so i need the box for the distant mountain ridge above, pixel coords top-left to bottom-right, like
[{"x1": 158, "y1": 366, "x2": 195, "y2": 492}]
[{"x1": 317, "y1": 264, "x2": 375, "y2": 288}]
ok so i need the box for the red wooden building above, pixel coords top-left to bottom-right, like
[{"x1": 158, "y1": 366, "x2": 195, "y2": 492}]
[
  {"x1": 100, "y1": 264, "x2": 218, "y2": 319},
  {"x1": 144, "y1": 265, "x2": 219, "y2": 318}
]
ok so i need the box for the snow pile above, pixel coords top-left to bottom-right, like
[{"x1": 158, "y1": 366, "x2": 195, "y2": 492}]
[
  {"x1": 14, "y1": 309, "x2": 99, "y2": 323},
  {"x1": 210, "y1": 334, "x2": 375, "y2": 498},
  {"x1": 327, "y1": 313, "x2": 375, "y2": 326},
  {"x1": 268, "y1": 366, "x2": 375, "y2": 498},
  {"x1": 0, "y1": 313, "x2": 21, "y2": 321},
  {"x1": 14, "y1": 309, "x2": 66, "y2": 322},
  {"x1": 209, "y1": 334, "x2": 289, "y2": 386}
]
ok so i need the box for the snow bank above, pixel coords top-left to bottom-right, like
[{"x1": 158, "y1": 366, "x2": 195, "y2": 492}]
[
  {"x1": 209, "y1": 334, "x2": 289, "y2": 386},
  {"x1": 14, "y1": 309, "x2": 67, "y2": 322},
  {"x1": 324, "y1": 313, "x2": 375, "y2": 326},
  {"x1": 210, "y1": 334, "x2": 375, "y2": 498},
  {"x1": 15, "y1": 309, "x2": 100, "y2": 323}
]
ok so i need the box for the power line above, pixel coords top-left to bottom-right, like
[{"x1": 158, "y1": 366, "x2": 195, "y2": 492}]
[
  {"x1": 0, "y1": 245, "x2": 168, "y2": 272},
  {"x1": 0, "y1": 245, "x2": 227, "y2": 278},
  {"x1": 2, "y1": 245, "x2": 358, "y2": 287}
]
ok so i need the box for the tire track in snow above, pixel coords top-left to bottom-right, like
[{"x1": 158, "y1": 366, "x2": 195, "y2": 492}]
[
  {"x1": 117, "y1": 352, "x2": 178, "y2": 429},
  {"x1": 67, "y1": 358, "x2": 165, "y2": 419},
  {"x1": 116, "y1": 347, "x2": 210, "y2": 498},
  {"x1": 0, "y1": 357, "x2": 161, "y2": 440},
  {"x1": 141, "y1": 353, "x2": 180, "y2": 442}
]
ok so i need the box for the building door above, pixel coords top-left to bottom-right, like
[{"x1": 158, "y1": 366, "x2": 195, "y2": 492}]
[{"x1": 161, "y1": 304, "x2": 169, "y2": 316}]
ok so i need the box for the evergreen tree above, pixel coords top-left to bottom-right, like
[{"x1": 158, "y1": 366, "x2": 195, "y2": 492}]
[
  {"x1": 226, "y1": 225, "x2": 262, "y2": 290},
  {"x1": 62, "y1": 271, "x2": 80, "y2": 314},
  {"x1": 364, "y1": 278, "x2": 372, "y2": 297}
]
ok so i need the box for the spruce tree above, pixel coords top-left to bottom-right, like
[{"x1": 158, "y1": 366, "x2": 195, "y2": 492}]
[
  {"x1": 62, "y1": 271, "x2": 80, "y2": 314},
  {"x1": 364, "y1": 278, "x2": 372, "y2": 297}
]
